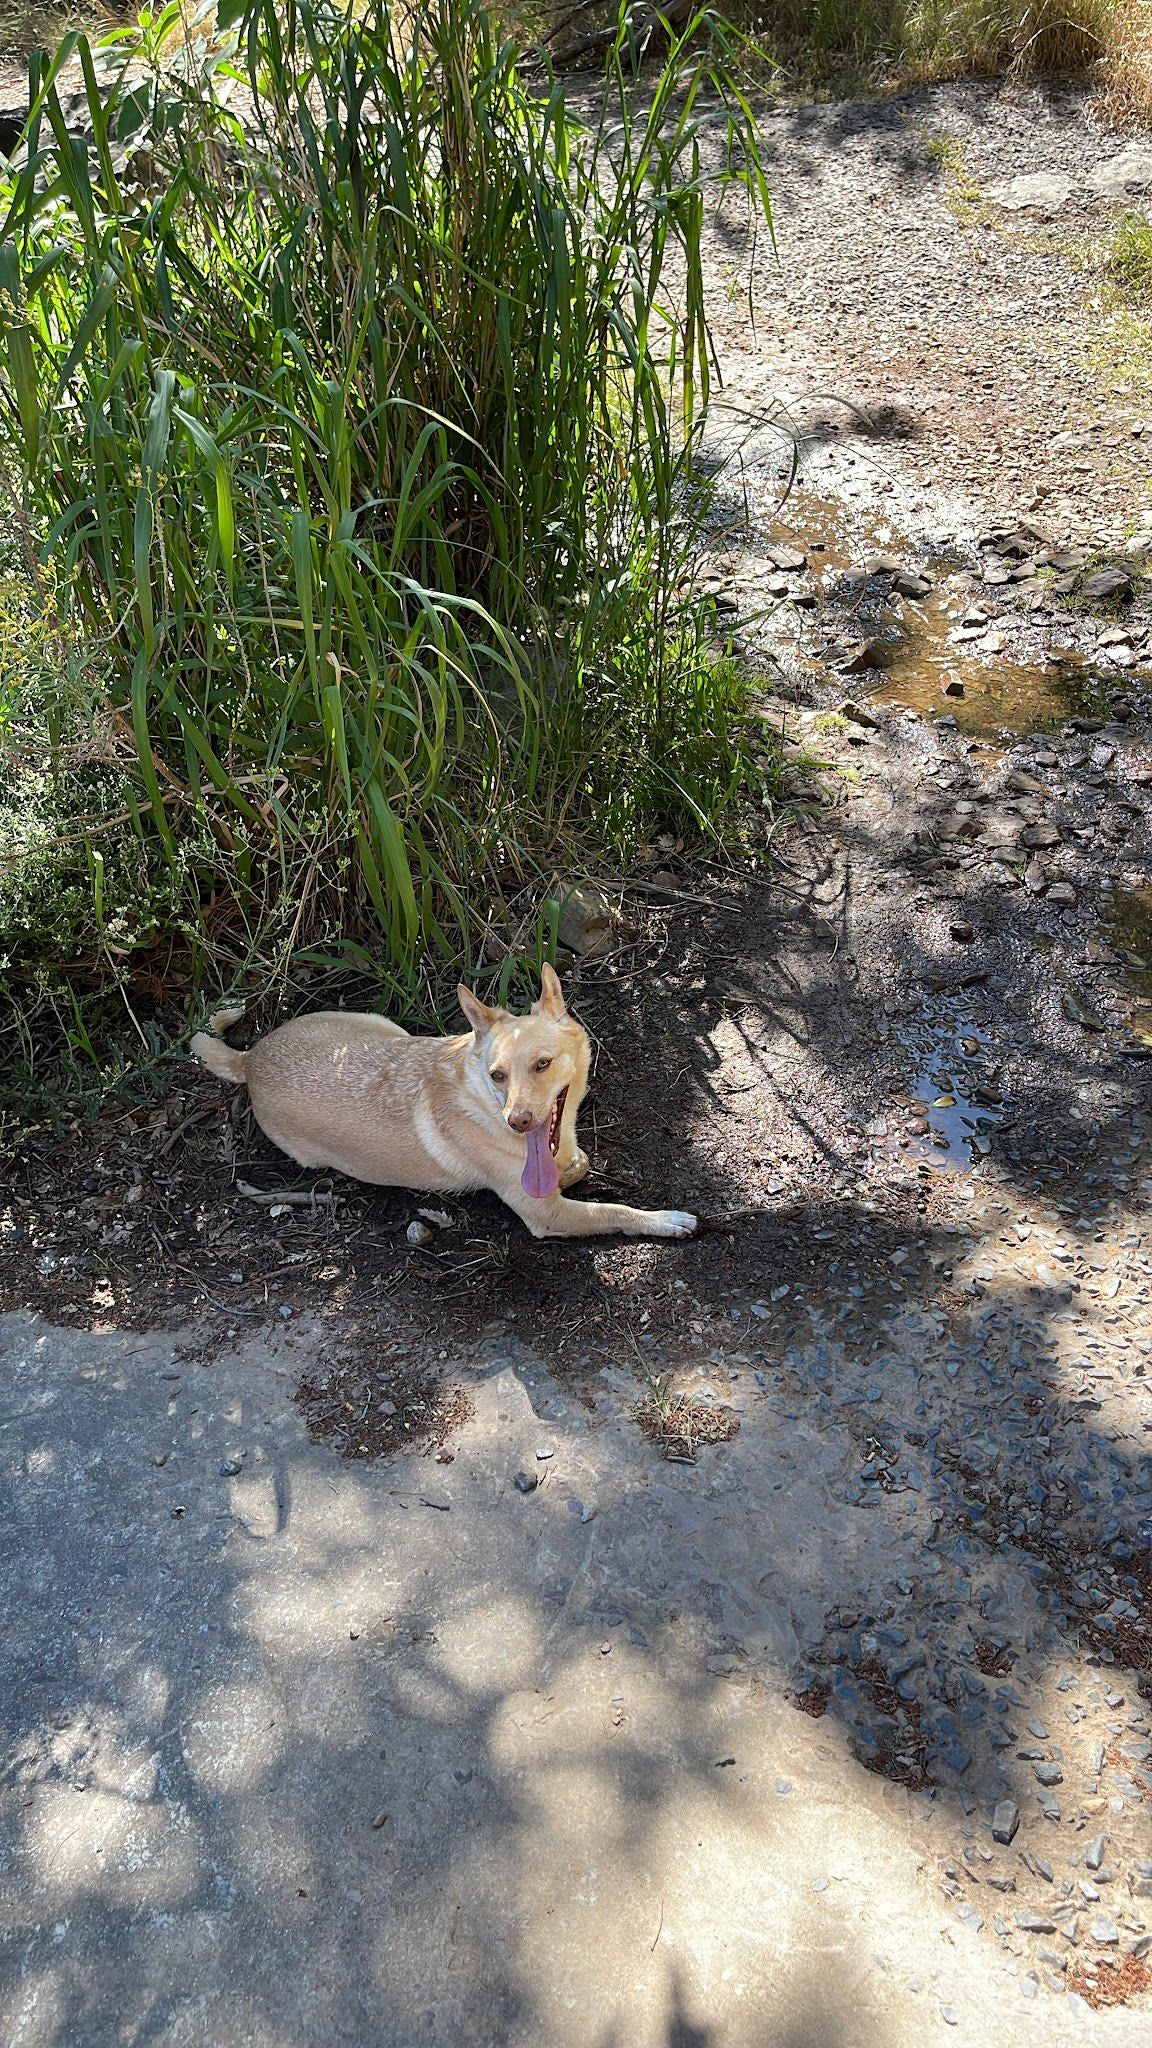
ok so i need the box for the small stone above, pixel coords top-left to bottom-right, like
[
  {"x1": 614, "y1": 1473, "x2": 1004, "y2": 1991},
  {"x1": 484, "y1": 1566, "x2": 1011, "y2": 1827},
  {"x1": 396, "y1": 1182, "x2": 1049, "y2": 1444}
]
[
  {"x1": 513, "y1": 1470, "x2": 538, "y2": 1494},
  {"x1": 940, "y1": 2005, "x2": 960, "y2": 2027},
  {"x1": 219, "y1": 1457, "x2": 243, "y2": 1477},
  {"x1": 1033, "y1": 1762, "x2": 1063, "y2": 1787},
  {"x1": 992, "y1": 1800, "x2": 1020, "y2": 1844},
  {"x1": 406, "y1": 1220, "x2": 435, "y2": 1247},
  {"x1": 943, "y1": 678, "x2": 965, "y2": 698},
  {"x1": 1015, "y1": 1912, "x2": 1057, "y2": 1933},
  {"x1": 949, "y1": 921, "x2": 975, "y2": 943},
  {"x1": 1085, "y1": 1835, "x2": 1106, "y2": 1871},
  {"x1": 1021, "y1": 821, "x2": 1060, "y2": 848},
  {"x1": 535, "y1": 1446, "x2": 554, "y2": 1461},
  {"x1": 1080, "y1": 568, "x2": 1133, "y2": 604},
  {"x1": 557, "y1": 881, "x2": 619, "y2": 957},
  {"x1": 1061, "y1": 991, "x2": 1106, "y2": 1032},
  {"x1": 765, "y1": 542, "x2": 807, "y2": 572},
  {"x1": 1089, "y1": 1914, "x2": 1119, "y2": 1945},
  {"x1": 1046, "y1": 882, "x2": 1076, "y2": 907},
  {"x1": 894, "y1": 569, "x2": 933, "y2": 600},
  {"x1": 840, "y1": 699, "x2": 880, "y2": 730},
  {"x1": 1024, "y1": 860, "x2": 1048, "y2": 894},
  {"x1": 837, "y1": 637, "x2": 899, "y2": 675},
  {"x1": 1006, "y1": 767, "x2": 1046, "y2": 795}
]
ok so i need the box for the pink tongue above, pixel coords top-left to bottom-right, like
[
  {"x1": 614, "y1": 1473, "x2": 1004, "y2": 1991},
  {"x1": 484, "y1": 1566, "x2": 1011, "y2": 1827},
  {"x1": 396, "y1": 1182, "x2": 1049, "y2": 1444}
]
[{"x1": 521, "y1": 1122, "x2": 560, "y2": 1200}]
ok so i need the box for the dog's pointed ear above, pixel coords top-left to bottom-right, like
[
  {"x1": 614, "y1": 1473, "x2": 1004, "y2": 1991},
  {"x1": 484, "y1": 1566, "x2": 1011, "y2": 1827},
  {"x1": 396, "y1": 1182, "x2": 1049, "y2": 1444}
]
[
  {"x1": 532, "y1": 961, "x2": 567, "y2": 1021},
  {"x1": 457, "y1": 984, "x2": 500, "y2": 1037}
]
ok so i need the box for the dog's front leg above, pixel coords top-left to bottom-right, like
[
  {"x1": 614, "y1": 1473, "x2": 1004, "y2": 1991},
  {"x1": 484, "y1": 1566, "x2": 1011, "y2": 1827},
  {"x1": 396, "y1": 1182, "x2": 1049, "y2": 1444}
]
[{"x1": 502, "y1": 1188, "x2": 697, "y2": 1240}]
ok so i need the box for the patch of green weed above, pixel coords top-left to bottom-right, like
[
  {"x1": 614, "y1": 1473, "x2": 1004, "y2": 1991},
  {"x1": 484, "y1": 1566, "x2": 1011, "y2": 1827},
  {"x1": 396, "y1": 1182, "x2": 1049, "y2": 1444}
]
[{"x1": 1108, "y1": 211, "x2": 1152, "y2": 303}]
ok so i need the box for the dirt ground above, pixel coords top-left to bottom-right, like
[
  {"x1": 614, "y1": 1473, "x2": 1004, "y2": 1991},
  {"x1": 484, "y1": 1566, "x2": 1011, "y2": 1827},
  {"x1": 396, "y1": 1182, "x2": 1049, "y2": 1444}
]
[{"x1": 3, "y1": 69, "x2": 1152, "y2": 2046}]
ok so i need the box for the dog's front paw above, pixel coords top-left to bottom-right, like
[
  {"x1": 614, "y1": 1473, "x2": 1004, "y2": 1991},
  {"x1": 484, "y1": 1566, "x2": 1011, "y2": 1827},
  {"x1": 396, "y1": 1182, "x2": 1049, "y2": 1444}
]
[
  {"x1": 653, "y1": 1209, "x2": 698, "y2": 1239},
  {"x1": 559, "y1": 1147, "x2": 590, "y2": 1189}
]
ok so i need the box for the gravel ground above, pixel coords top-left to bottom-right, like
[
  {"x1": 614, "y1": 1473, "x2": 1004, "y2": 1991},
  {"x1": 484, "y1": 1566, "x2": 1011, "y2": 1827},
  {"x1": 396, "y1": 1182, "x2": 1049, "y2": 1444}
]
[{"x1": 3, "y1": 69, "x2": 1152, "y2": 2045}]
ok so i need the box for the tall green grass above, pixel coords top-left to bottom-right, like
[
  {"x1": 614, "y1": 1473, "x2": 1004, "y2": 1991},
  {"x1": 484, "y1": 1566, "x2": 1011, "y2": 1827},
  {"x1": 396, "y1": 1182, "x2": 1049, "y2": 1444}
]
[{"x1": 0, "y1": 0, "x2": 770, "y2": 1041}]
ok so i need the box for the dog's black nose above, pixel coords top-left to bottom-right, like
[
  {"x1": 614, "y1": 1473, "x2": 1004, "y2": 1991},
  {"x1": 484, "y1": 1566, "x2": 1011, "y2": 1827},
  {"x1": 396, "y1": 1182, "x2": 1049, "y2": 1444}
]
[{"x1": 507, "y1": 1109, "x2": 534, "y2": 1134}]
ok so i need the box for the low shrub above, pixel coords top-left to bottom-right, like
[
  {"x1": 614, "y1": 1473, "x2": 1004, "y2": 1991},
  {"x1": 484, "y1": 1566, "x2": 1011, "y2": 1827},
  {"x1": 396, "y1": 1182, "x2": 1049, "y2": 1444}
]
[{"x1": 0, "y1": 0, "x2": 772, "y2": 1073}]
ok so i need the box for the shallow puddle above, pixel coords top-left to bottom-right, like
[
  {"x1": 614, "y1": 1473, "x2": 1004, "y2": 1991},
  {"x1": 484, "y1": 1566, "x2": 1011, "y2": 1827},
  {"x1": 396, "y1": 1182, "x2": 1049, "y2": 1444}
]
[
  {"x1": 868, "y1": 604, "x2": 1147, "y2": 739},
  {"x1": 891, "y1": 1016, "x2": 1005, "y2": 1172},
  {"x1": 761, "y1": 489, "x2": 1149, "y2": 740}
]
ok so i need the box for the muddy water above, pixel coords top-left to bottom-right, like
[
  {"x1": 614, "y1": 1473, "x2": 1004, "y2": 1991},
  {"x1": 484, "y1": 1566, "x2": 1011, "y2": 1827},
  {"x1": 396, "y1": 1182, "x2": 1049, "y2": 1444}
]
[
  {"x1": 761, "y1": 489, "x2": 1149, "y2": 741},
  {"x1": 867, "y1": 599, "x2": 1147, "y2": 739}
]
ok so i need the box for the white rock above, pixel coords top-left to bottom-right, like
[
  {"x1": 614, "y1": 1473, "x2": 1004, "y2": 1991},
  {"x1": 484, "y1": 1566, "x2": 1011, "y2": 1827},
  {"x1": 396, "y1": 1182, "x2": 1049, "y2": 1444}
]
[
  {"x1": 1084, "y1": 150, "x2": 1152, "y2": 201},
  {"x1": 990, "y1": 172, "x2": 1072, "y2": 215}
]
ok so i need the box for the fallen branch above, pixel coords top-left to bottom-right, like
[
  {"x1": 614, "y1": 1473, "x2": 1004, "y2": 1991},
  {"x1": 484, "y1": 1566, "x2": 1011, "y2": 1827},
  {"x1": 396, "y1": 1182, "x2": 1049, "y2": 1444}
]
[
  {"x1": 235, "y1": 1180, "x2": 338, "y2": 1208},
  {"x1": 549, "y1": 0, "x2": 695, "y2": 70}
]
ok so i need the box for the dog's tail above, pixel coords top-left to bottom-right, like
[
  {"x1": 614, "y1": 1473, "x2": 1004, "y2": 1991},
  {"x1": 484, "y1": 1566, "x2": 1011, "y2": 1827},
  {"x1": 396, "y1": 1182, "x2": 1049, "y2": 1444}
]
[{"x1": 190, "y1": 1006, "x2": 250, "y2": 1086}]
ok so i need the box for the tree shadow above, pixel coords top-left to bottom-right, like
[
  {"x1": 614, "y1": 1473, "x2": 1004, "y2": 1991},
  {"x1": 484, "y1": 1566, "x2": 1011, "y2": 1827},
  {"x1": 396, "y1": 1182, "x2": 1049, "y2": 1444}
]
[{"x1": 3, "y1": 1216, "x2": 1147, "y2": 2045}]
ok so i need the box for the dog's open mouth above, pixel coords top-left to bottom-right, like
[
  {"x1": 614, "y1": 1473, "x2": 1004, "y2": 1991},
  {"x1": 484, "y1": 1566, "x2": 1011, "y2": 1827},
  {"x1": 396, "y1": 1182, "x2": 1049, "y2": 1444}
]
[
  {"x1": 521, "y1": 1086, "x2": 569, "y2": 1200},
  {"x1": 547, "y1": 1086, "x2": 569, "y2": 1158}
]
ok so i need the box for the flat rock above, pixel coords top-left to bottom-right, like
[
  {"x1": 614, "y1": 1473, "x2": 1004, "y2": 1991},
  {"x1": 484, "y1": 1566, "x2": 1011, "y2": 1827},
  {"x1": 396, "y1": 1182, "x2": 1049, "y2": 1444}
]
[
  {"x1": 989, "y1": 172, "x2": 1072, "y2": 214},
  {"x1": 1080, "y1": 568, "x2": 1132, "y2": 604},
  {"x1": 1084, "y1": 151, "x2": 1152, "y2": 201}
]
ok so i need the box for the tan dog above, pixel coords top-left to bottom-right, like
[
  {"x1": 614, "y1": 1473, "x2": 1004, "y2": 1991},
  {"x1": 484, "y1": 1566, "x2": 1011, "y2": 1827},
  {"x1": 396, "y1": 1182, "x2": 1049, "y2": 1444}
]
[{"x1": 189, "y1": 966, "x2": 697, "y2": 1241}]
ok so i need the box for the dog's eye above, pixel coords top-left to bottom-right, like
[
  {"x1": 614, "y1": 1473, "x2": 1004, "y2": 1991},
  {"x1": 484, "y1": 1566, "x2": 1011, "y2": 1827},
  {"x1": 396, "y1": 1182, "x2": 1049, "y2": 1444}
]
[
  {"x1": 490, "y1": 1068, "x2": 507, "y2": 1085},
  {"x1": 533, "y1": 1057, "x2": 552, "y2": 1073}
]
